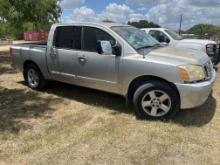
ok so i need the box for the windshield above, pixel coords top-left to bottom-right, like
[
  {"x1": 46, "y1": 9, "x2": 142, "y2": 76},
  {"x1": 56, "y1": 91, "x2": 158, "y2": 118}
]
[
  {"x1": 111, "y1": 26, "x2": 159, "y2": 50},
  {"x1": 165, "y1": 30, "x2": 183, "y2": 40}
]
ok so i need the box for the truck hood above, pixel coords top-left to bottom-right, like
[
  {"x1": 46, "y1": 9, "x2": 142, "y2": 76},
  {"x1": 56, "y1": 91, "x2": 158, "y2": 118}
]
[
  {"x1": 146, "y1": 46, "x2": 209, "y2": 65},
  {"x1": 179, "y1": 39, "x2": 216, "y2": 45}
]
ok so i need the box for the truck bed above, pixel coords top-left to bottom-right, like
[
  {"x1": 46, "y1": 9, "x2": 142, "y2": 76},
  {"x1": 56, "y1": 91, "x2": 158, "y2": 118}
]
[
  {"x1": 11, "y1": 41, "x2": 48, "y2": 77},
  {"x1": 14, "y1": 41, "x2": 47, "y2": 47}
]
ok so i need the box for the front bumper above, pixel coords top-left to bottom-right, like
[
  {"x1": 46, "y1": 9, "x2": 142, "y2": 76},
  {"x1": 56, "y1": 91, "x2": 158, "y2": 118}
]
[{"x1": 175, "y1": 70, "x2": 216, "y2": 109}]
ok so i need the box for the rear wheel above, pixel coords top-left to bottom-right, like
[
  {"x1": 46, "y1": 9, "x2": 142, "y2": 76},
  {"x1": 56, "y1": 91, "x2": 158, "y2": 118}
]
[
  {"x1": 133, "y1": 81, "x2": 180, "y2": 119},
  {"x1": 24, "y1": 64, "x2": 47, "y2": 90}
]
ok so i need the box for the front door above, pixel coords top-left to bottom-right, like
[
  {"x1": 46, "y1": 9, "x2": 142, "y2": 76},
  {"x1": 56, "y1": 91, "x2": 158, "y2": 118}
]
[{"x1": 76, "y1": 26, "x2": 120, "y2": 93}]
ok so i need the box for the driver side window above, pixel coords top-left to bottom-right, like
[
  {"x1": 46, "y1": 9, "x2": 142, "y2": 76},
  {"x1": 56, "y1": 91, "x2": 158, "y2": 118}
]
[
  {"x1": 82, "y1": 27, "x2": 116, "y2": 52},
  {"x1": 149, "y1": 30, "x2": 170, "y2": 43}
]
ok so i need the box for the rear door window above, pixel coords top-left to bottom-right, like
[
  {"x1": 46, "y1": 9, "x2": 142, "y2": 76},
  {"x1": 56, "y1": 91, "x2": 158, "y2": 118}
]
[
  {"x1": 82, "y1": 27, "x2": 116, "y2": 52},
  {"x1": 54, "y1": 26, "x2": 82, "y2": 50}
]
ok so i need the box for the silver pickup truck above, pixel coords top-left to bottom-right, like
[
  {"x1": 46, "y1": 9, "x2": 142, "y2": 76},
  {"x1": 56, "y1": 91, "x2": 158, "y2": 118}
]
[{"x1": 10, "y1": 22, "x2": 216, "y2": 119}]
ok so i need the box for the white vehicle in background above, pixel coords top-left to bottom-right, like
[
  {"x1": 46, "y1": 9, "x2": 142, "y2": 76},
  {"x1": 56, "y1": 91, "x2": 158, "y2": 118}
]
[{"x1": 142, "y1": 28, "x2": 220, "y2": 65}]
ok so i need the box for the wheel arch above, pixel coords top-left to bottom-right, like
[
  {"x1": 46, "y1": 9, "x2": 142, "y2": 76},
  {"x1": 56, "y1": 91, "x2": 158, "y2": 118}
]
[
  {"x1": 23, "y1": 60, "x2": 49, "y2": 79},
  {"x1": 23, "y1": 60, "x2": 39, "y2": 70},
  {"x1": 126, "y1": 75, "x2": 180, "y2": 106}
]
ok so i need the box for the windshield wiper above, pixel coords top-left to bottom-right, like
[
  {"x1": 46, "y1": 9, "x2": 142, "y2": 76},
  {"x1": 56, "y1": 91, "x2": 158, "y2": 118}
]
[
  {"x1": 138, "y1": 43, "x2": 162, "y2": 59},
  {"x1": 137, "y1": 45, "x2": 153, "y2": 50}
]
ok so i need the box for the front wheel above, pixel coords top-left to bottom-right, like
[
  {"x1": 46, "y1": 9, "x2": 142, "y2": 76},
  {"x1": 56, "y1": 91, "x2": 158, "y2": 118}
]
[{"x1": 133, "y1": 81, "x2": 180, "y2": 120}]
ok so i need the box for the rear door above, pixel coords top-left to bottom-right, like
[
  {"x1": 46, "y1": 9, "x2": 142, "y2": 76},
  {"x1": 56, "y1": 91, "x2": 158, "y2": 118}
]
[
  {"x1": 76, "y1": 26, "x2": 120, "y2": 93},
  {"x1": 48, "y1": 26, "x2": 82, "y2": 83}
]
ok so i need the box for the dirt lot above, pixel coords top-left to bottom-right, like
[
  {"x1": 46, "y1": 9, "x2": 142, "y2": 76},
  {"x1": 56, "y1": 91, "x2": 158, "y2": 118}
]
[{"x1": 0, "y1": 47, "x2": 220, "y2": 165}]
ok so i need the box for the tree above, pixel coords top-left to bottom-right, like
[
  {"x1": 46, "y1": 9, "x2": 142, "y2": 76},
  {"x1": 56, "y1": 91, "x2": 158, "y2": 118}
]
[
  {"x1": 0, "y1": 0, "x2": 62, "y2": 39},
  {"x1": 187, "y1": 24, "x2": 220, "y2": 36},
  {"x1": 128, "y1": 20, "x2": 160, "y2": 28}
]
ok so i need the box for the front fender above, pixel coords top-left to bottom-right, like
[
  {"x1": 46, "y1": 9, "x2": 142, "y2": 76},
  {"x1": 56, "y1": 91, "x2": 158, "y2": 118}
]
[{"x1": 120, "y1": 57, "x2": 182, "y2": 96}]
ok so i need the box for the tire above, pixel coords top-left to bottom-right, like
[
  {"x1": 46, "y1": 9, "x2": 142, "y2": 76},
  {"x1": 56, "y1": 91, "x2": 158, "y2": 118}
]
[
  {"x1": 133, "y1": 81, "x2": 180, "y2": 120},
  {"x1": 23, "y1": 64, "x2": 47, "y2": 90}
]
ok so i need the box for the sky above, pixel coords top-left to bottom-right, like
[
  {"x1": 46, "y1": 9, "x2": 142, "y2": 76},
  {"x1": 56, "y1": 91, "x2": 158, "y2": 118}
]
[{"x1": 60, "y1": 0, "x2": 220, "y2": 30}]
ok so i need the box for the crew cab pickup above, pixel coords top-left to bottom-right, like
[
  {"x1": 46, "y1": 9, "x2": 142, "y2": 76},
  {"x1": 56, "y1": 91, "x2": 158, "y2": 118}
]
[
  {"x1": 142, "y1": 28, "x2": 220, "y2": 65},
  {"x1": 10, "y1": 23, "x2": 216, "y2": 119}
]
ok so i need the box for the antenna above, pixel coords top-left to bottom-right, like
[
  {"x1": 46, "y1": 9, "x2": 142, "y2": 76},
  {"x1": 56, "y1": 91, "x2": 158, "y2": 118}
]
[{"x1": 179, "y1": 14, "x2": 183, "y2": 35}]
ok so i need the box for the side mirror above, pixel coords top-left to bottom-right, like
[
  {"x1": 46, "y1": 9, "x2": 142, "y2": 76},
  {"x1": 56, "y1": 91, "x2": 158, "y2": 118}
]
[
  {"x1": 159, "y1": 36, "x2": 170, "y2": 44},
  {"x1": 165, "y1": 38, "x2": 170, "y2": 43},
  {"x1": 112, "y1": 43, "x2": 121, "y2": 56},
  {"x1": 97, "y1": 40, "x2": 113, "y2": 55},
  {"x1": 158, "y1": 35, "x2": 165, "y2": 43}
]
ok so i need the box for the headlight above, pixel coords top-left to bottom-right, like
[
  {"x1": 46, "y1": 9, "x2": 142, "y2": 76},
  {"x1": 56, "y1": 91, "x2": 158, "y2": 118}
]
[{"x1": 178, "y1": 64, "x2": 205, "y2": 82}]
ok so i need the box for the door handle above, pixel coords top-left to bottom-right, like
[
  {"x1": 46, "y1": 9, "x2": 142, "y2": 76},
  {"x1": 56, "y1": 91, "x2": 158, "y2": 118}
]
[
  {"x1": 50, "y1": 52, "x2": 56, "y2": 57},
  {"x1": 79, "y1": 58, "x2": 85, "y2": 62},
  {"x1": 78, "y1": 55, "x2": 86, "y2": 62},
  {"x1": 50, "y1": 47, "x2": 56, "y2": 58}
]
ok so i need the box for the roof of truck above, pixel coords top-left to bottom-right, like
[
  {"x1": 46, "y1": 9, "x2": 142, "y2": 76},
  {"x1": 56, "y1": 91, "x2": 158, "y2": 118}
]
[
  {"x1": 54, "y1": 22, "x2": 129, "y2": 28},
  {"x1": 141, "y1": 28, "x2": 168, "y2": 32}
]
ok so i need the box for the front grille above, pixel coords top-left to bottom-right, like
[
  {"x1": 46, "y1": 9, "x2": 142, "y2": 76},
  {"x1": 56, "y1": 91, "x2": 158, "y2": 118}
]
[
  {"x1": 206, "y1": 44, "x2": 220, "y2": 65},
  {"x1": 203, "y1": 61, "x2": 213, "y2": 80},
  {"x1": 206, "y1": 44, "x2": 218, "y2": 56}
]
